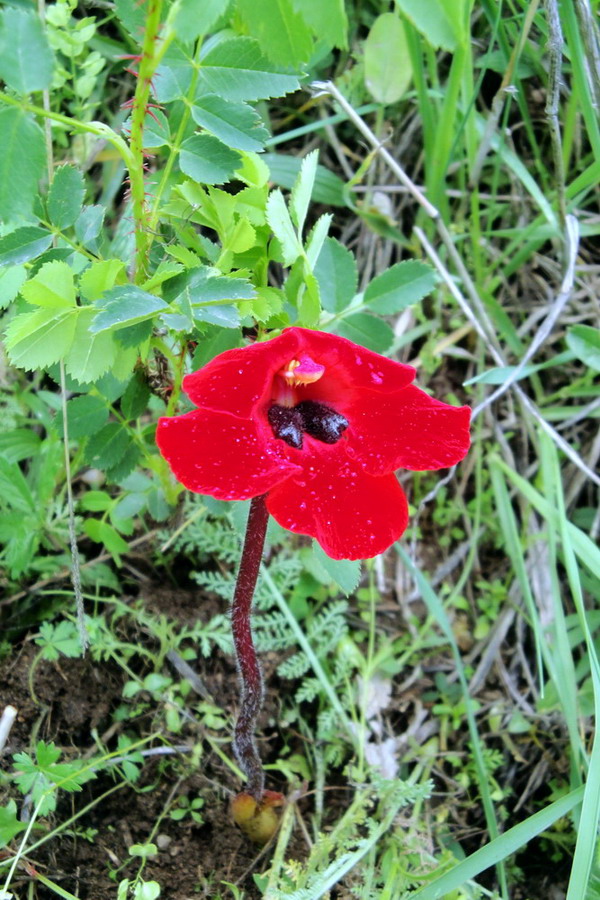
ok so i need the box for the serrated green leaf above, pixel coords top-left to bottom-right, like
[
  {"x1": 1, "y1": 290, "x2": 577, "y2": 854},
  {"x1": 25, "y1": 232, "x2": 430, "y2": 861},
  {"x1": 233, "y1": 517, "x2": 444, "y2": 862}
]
[
  {"x1": 57, "y1": 395, "x2": 109, "y2": 439},
  {"x1": 197, "y1": 37, "x2": 301, "y2": 102},
  {"x1": 305, "y1": 213, "x2": 333, "y2": 268},
  {"x1": 65, "y1": 308, "x2": 118, "y2": 383},
  {"x1": 237, "y1": 0, "x2": 313, "y2": 66},
  {"x1": 90, "y1": 286, "x2": 169, "y2": 334},
  {"x1": 179, "y1": 134, "x2": 241, "y2": 186},
  {"x1": 75, "y1": 205, "x2": 105, "y2": 249},
  {"x1": 395, "y1": 0, "x2": 460, "y2": 51},
  {"x1": 0, "y1": 226, "x2": 53, "y2": 267},
  {"x1": 167, "y1": 266, "x2": 256, "y2": 306},
  {"x1": 191, "y1": 95, "x2": 270, "y2": 152},
  {"x1": 47, "y1": 165, "x2": 85, "y2": 229},
  {"x1": 365, "y1": 13, "x2": 412, "y2": 104},
  {"x1": 80, "y1": 259, "x2": 126, "y2": 302},
  {"x1": 0, "y1": 7, "x2": 54, "y2": 93},
  {"x1": 290, "y1": 149, "x2": 318, "y2": 233},
  {"x1": 0, "y1": 265, "x2": 27, "y2": 309},
  {"x1": 193, "y1": 305, "x2": 240, "y2": 328},
  {"x1": 5, "y1": 307, "x2": 78, "y2": 370},
  {"x1": 83, "y1": 423, "x2": 131, "y2": 470},
  {"x1": 364, "y1": 260, "x2": 437, "y2": 314},
  {"x1": 312, "y1": 543, "x2": 361, "y2": 595},
  {"x1": 121, "y1": 372, "x2": 151, "y2": 420},
  {"x1": 173, "y1": 0, "x2": 227, "y2": 41},
  {"x1": 263, "y1": 153, "x2": 345, "y2": 206},
  {"x1": 123, "y1": 109, "x2": 171, "y2": 149},
  {"x1": 266, "y1": 190, "x2": 302, "y2": 266},
  {"x1": 105, "y1": 442, "x2": 142, "y2": 483},
  {"x1": 0, "y1": 110, "x2": 46, "y2": 223},
  {"x1": 291, "y1": 0, "x2": 347, "y2": 47},
  {"x1": 21, "y1": 261, "x2": 76, "y2": 309},
  {"x1": 334, "y1": 312, "x2": 394, "y2": 352},
  {"x1": 314, "y1": 237, "x2": 357, "y2": 313},
  {"x1": 155, "y1": 43, "x2": 195, "y2": 103},
  {"x1": 0, "y1": 458, "x2": 35, "y2": 513},
  {"x1": 566, "y1": 325, "x2": 600, "y2": 372}
]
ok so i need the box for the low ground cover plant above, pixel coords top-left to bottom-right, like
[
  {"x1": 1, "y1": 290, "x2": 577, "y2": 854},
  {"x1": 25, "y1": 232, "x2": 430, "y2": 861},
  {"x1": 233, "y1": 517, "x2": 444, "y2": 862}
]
[{"x1": 0, "y1": 0, "x2": 599, "y2": 898}]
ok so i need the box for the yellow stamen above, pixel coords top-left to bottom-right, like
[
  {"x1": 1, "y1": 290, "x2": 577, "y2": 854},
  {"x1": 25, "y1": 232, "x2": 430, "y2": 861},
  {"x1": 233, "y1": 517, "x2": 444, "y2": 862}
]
[{"x1": 281, "y1": 355, "x2": 325, "y2": 386}]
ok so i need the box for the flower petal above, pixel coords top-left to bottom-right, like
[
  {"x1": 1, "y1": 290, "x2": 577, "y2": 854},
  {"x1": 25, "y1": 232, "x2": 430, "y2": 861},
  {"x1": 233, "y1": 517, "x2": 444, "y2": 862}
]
[
  {"x1": 266, "y1": 448, "x2": 409, "y2": 560},
  {"x1": 345, "y1": 384, "x2": 471, "y2": 475},
  {"x1": 183, "y1": 330, "x2": 299, "y2": 418},
  {"x1": 288, "y1": 327, "x2": 416, "y2": 395},
  {"x1": 156, "y1": 409, "x2": 300, "y2": 501}
]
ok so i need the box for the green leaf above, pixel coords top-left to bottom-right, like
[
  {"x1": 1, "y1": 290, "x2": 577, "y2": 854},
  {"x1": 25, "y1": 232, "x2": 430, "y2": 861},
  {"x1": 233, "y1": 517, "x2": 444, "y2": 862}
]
[
  {"x1": 173, "y1": 0, "x2": 227, "y2": 41},
  {"x1": 83, "y1": 423, "x2": 131, "y2": 470},
  {"x1": 36, "y1": 620, "x2": 82, "y2": 661},
  {"x1": 566, "y1": 325, "x2": 600, "y2": 372},
  {"x1": 57, "y1": 395, "x2": 109, "y2": 439},
  {"x1": 305, "y1": 213, "x2": 333, "y2": 269},
  {"x1": 75, "y1": 205, "x2": 105, "y2": 249},
  {"x1": 0, "y1": 458, "x2": 35, "y2": 513},
  {"x1": 266, "y1": 190, "x2": 302, "y2": 266},
  {"x1": 312, "y1": 543, "x2": 361, "y2": 595},
  {"x1": 334, "y1": 313, "x2": 394, "y2": 353},
  {"x1": 364, "y1": 13, "x2": 412, "y2": 104},
  {"x1": 298, "y1": 271, "x2": 321, "y2": 327},
  {"x1": 395, "y1": 0, "x2": 460, "y2": 51},
  {"x1": 79, "y1": 490, "x2": 113, "y2": 512},
  {"x1": 193, "y1": 305, "x2": 240, "y2": 328},
  {"x1": 0, "y1": 265, "x2": 27, "y2": 309},
  {"x1": 80, "y1": 259, "x2": 126, "y2": 302},
  {"x1": 0, "y1": 428, "x2": 41, "y2": 463},
  {"x1": 192, "y1": 325, "x2": 244, "y2": 368},
  {"x1": 191, "y1": 96, "x2": 270, "y2": 152},
  {"x1": 314, "y1": 237, "x2": 357, "y2": 313},
  {"x1": 179, "y1": 134, "x2": 242, "y2": 186},
  {"x1": 0, "y1": 800, "x2": 27, "y2": 849},
  {"x1": 65, "y1": 308, "x2": 118, "y2": 383},
  {"x1": 155, "y1": 43, "x2": 195, "y2": 103},
  {"x1": 0, "y1": 226, "x2": 52, "y2": 267},
  {"x1": 21, "y1": 261, "x2": 76, "y2": 309},
  {"x1": 123, "y1": 109, "x2": 171, "y2": 149},
  {"x1": 121, "y1": 372, "x2": 151, "y2": 420},
  {"x1": 263, "y1": 153, "x2": 345, "y2": 206},
  {"x1": 364, "y1": 260, "x2": 437, "y2": 314},
  {"x1": 47, "y1": 165, "x2": 85, "y2": 230},
  {"x1": 291, "y1": 0, "x2": 347, "y2": 48},
  {"x1": 237, "y1": 0, "x2": 313, "y2": 67},
  {"x1": 0, "y1": 110, "x2": 46, "y2": 223},
  {"x1": 84, "y1": 518, "x2": 130, "y2": 556},
  {"x1": 5, "y1": 307, "x2": 78, "y2": 370},
  {"x1": 0, "y1": 7, "x2": 54, "y2": 93},
  {"x1": 197, "y1": 37, "x2": 301, "y2": 102},
  {"x1": 90, "y1": 286, "x2": 169, "y2": 333},
  {"x1": 290, "y1": 149, "x2": 318, "y2": 233}
]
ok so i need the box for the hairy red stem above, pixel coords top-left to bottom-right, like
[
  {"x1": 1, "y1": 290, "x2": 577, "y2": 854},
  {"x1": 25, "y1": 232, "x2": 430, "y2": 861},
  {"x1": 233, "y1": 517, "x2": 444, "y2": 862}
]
[{"x1": 231, "y1": 495, "x2": 270, "y2": 801}]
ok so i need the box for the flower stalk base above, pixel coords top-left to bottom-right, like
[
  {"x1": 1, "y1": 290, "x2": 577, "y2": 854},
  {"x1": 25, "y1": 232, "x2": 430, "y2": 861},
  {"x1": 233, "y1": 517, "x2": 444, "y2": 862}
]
[{"x1": 230, "y1": 494, "x2": 284, "y2": 842}]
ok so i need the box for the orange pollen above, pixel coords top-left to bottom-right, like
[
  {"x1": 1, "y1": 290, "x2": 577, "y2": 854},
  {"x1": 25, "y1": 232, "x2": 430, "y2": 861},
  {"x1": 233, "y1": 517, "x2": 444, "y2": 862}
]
[{"x1": 281, "y1": 355, "x2": 325, "y2": 386}]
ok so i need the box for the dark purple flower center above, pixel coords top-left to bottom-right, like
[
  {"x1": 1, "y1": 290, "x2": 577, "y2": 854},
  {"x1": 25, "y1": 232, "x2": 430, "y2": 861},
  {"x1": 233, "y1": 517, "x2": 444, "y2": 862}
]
[{"x1": 268, "y1": 400, "x2": 348, "y2": 450}]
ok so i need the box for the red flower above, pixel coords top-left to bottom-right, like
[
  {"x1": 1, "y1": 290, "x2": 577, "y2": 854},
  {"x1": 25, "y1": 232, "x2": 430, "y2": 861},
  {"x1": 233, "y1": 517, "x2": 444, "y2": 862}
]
[{"x1": 156, "y1": 328, "x2": 471, "y2": 560}]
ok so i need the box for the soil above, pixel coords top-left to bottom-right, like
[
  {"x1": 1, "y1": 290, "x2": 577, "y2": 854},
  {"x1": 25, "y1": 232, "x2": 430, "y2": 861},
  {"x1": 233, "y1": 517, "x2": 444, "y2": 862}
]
[{"x1": 0, "y1": 586, "x2": 309, "y2": 900}]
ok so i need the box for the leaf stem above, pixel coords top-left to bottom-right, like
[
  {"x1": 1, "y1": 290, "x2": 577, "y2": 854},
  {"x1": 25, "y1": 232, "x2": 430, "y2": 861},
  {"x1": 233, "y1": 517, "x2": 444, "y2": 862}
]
[{"x1": 231, "y1": 494, "x2": 270, "y2": 801}]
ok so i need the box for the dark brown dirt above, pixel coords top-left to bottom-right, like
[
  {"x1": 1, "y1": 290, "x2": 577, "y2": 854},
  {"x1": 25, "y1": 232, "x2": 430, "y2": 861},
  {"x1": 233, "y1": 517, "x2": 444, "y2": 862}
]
[{"x1": 0, "y1": 587, "x2": 307, "y2": 900}]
